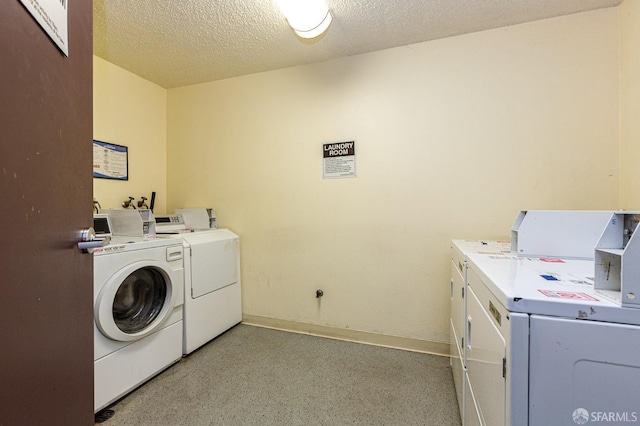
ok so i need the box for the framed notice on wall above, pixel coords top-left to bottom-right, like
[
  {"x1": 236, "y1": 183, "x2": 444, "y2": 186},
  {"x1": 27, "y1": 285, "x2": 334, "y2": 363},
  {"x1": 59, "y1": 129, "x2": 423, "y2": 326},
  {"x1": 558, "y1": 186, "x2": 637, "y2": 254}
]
[
  {"x1": 19, "y1": 0, "x2": 69, "y2": 56},
  {"x1": 93, "y1": 140, "x2": 129, "y2": 180},
  {"x1": 323, "y1": 141, "x2": 356, "y2": 179}
]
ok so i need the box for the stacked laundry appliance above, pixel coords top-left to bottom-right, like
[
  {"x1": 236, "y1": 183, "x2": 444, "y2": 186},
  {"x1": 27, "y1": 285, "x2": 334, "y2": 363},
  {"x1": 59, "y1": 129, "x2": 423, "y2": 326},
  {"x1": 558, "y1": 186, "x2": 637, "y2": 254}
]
[{"x1": 450, "y1": 210, "x2": 640, "y2": 426}]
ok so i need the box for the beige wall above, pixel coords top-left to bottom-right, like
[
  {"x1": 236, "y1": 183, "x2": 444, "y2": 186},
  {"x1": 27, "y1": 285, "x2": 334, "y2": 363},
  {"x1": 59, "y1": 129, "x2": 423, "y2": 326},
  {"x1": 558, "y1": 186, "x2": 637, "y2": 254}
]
[
  {"x1": 93, "y1": 56, "x2": 168, "y2": 214},
  {"x1": 166, "y1": 9, "x2": 619, "y2": 351},
  {"x1": 619, "y1": 0, "x2": 640, "y2": 208}
]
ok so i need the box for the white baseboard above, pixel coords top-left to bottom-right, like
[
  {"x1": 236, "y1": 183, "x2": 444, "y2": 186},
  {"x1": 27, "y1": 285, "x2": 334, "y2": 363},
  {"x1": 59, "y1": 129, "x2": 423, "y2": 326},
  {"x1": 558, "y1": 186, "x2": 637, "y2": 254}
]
[{"x1": 242, "y1": 314, "x2": 449, "y2": 357}]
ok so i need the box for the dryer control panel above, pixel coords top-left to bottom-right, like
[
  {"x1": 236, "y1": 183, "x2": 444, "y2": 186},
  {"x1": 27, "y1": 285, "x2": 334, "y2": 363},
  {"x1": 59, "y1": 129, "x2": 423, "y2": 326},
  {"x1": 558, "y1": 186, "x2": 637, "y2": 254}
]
[{"x1": 155, "y1": 215, "x2": 187, "y2": 233}]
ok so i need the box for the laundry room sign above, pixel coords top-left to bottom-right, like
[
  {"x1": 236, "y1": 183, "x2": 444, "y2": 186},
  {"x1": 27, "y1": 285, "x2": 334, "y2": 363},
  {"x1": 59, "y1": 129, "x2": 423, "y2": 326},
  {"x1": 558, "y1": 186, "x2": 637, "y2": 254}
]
[
  {"x1": 19, "y1": 0, "x2": 69, "y2": 56},
  {"x1": 323, "y1": 141, "x2": 356, "y2": 179}
]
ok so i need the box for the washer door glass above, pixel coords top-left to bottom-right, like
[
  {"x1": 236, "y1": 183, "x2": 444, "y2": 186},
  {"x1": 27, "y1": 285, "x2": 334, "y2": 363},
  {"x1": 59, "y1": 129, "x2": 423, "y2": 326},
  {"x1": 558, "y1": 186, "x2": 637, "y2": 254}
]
[{"x1": 113, "y1": 267, "x2": 168, "y2": 334}]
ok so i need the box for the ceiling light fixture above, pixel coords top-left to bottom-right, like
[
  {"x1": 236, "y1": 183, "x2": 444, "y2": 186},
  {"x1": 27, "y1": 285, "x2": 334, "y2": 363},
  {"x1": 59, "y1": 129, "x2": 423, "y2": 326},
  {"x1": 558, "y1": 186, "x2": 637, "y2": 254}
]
[{"x1": 276, "y1": 0, "x2": 333, "y2": 39}]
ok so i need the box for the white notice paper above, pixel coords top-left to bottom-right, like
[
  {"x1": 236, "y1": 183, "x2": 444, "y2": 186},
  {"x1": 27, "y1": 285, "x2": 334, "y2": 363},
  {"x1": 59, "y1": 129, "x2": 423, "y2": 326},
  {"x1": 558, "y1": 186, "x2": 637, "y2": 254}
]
[
  {"x1": 19, "y1": 0, "x2": 69, "y2": 56},
  {"x1": 323, "y1": 141, "x2": 356, "y2": 179}
]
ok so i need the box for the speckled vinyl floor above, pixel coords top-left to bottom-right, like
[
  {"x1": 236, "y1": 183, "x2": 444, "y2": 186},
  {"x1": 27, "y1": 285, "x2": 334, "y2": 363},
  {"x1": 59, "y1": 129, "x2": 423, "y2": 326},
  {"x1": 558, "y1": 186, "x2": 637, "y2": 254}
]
[{"x1": 96, "y1": 324, "x2": 461, "y2": 426}]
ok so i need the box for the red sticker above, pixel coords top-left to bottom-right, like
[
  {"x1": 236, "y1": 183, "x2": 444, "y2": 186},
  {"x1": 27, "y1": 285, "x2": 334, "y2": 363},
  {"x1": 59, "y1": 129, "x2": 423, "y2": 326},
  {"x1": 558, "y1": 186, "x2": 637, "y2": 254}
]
[
  {"x1": 540, "y1": 258, "x2": 565, "y2": 263},
  {"x1": 538, "y1": 290, "x2": 599, "y2": 301}
]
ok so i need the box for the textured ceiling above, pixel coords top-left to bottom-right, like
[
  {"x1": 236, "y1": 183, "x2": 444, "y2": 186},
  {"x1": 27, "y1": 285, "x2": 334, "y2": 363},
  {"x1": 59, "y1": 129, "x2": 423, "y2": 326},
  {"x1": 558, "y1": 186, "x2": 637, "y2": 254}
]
[{"x1": 93, "y1": 0, "x2": 622, "y2": 89}]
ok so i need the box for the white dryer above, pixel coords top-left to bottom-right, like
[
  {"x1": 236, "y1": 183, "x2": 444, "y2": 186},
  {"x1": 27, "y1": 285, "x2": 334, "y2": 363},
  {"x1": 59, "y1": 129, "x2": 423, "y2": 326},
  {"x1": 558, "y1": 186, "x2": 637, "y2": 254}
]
[
  {"x1": 155, "y1": 211, "x2": 241, "y2": 355},
  {"x1": 181, "y1": 229, "x2": 241, "y2": 354},
  {"x1": 450, "y1": 240, "x2": 511, "y2": 425},
  {"x1": 464, "y1": 254, "x2": 640, "y2": 426},
  {"x1": 93, "y1": 218, "x2": 185, "y2": 412}
]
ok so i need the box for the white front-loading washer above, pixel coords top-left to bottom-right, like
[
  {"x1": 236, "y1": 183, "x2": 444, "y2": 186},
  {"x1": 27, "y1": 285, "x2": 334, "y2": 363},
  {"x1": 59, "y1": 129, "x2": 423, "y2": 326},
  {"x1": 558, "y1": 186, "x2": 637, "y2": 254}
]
[{"x1": 93, "y1": 235, "x2": 184, "y2": 412}]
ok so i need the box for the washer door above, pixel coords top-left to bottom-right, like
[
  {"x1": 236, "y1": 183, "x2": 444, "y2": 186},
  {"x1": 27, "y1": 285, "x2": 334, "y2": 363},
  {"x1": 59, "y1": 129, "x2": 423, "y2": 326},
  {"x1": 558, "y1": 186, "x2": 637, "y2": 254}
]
[{"x1": 95, "y1": 260, "x2": 178, "y2": 342}]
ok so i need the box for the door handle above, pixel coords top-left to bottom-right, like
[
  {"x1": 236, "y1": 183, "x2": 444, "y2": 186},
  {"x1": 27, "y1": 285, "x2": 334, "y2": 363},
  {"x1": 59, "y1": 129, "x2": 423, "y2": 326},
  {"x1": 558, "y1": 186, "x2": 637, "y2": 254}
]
[
  {"x1": 77, "y1": 227, "x2": 110, "y2": 253},
  {"x1": 466, "y1": 315, "x2": 472, "y2": 353}
]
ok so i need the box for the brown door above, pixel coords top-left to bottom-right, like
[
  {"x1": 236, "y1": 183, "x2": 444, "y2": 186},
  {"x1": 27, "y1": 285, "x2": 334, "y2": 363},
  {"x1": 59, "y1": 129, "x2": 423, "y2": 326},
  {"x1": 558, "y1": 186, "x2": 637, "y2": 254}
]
[{"x1": 0, "y1": 1, "x2": 94, "y2": 425}]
